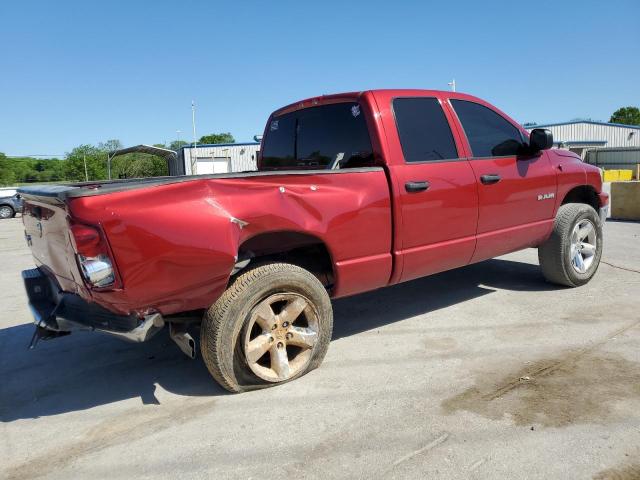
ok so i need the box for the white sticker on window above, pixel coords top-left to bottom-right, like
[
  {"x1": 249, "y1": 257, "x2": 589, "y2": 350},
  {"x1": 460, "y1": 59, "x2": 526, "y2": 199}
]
[
  {"x1": 336, "y1": 152, "x2": 345, "y2": 162},
  {"x1": 351, "y1": 105, "x2": 360, "y2": 117},
  {"x1": 270, "y1": 120, "x2": 279, "y2": 131}
]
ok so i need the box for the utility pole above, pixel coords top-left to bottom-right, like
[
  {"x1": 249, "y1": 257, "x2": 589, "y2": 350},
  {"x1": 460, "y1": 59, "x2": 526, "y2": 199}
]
[
  {"x1": 191, "y1": 101, "x2": 198, "y2": 175},
  {"x1": 448, "y1": 78, "x2": 456, "y2": 92},
  {"x1": 83, "y1": 153, "x2": 89, "y2": 181}
]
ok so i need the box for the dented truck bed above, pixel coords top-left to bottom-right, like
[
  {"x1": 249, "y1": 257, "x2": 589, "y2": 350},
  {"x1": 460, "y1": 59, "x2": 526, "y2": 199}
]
[{"x1": 19, "y1": 167, "x2": 393, "y2": 342}]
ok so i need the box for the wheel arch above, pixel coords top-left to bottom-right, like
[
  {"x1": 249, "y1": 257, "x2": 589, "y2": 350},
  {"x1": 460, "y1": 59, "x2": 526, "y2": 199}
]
[
  {"x1": 560, "y1": 185, "x2": 600, "y2": 212},
  {"x1": 237, "y1": 231, "x2": 335, "y2": 290}
]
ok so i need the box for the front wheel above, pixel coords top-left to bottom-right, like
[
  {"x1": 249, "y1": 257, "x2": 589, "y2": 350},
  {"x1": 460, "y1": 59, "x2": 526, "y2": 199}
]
[
  {"x1": 538, "y1": 203, "x2": 603, "y2": 287},
  {"x1": 0, "y1": 205, "x2": 15, "y2": 219},
  {"x1": 201, "y1": 262, "x2": 333, "y2": 392}
]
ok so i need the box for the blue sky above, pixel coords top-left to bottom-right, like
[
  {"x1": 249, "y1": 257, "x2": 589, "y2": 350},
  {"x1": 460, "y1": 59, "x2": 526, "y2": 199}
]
[{"x1": 1, "y1": 0, "x2": 638, "y2": 157}]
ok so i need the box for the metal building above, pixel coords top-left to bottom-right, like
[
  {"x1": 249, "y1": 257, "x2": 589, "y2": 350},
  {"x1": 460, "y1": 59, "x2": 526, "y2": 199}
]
[
  {"x1": 178, "y1": 142, "x2": 260, "y2": 175},
  {"x1": 584, "y1": 147, "x2": 640, "y2": 174},
  {"x1": 525, "y1": 121, "x2": 640, "y2": 158}
]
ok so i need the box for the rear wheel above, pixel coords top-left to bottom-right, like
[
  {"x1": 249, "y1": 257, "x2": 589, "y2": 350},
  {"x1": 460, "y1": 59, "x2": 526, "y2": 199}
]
[
  {"x1": 201, "y1": 262, "x2": 333, "y2": 392},
  {"x1": 0, "y1": 205, "x2": 15, "y2": 219},
  {"x1": 538, "y1": 203, "x2": 603, "y2": 287}
]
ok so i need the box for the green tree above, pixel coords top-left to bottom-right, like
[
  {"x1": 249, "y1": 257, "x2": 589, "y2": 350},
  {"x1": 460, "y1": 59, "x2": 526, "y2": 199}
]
[
  {"x1": 0, "y1": 155, "x2": 67, "y2": 185},
  {"x1": 0, "y1": 153, "x2": 16, "y2": 186},
  {"x1": 198, "y1": 132, "x2": 235, "y2": 144},
  {"x1": 609, "y1": 106, "x2": 640, "y2": 126},
  {"x1": 65, "y1": 145, "x2": 107, "y2": 181},
  {"x1": 15, "y1": 159, "x2": 33, "y2": 182},
  {"x1": 98, "y1": 139, "x2": 123, "y2": 153},
  {"x1": 109, "y1": 145, "x2": 168, "y2": 179},
  {"x1": 169, "y1": 140, "x2": 188, "y2": 151},
  {"x1": 47, "y1": 159, "x2": 67, "y2": 181},
  {"x1": 111, "y1": 153, "x2": 168, "y2": 178}
]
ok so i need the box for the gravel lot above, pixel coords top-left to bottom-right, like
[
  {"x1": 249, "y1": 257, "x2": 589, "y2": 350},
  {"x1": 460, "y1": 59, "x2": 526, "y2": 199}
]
[{"x1": 1, "y1": 216, "x2": 639, "y2": 479}]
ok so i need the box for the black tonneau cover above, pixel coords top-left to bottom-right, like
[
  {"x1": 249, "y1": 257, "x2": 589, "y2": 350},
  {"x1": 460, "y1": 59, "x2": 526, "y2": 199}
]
[{"x1": 17, "y1": 167, "x2": 381, "y2": 201}]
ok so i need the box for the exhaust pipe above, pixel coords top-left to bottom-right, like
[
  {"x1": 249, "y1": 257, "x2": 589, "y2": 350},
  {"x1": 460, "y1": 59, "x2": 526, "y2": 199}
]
[{"x1": 169, "y1": 323, "x2": 196, "y2": 359}]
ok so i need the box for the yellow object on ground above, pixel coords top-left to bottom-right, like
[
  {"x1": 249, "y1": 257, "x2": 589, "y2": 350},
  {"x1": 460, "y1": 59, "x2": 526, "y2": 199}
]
[
  {"x1": 619, "y1": 170, "x2": 633, "y2": 181},
  {"x1": 603, "y1": 170, "x2": 619, "y2": 182},
  {"x1": 603, "y1": 170, "x2": 633, "y2": 182}
]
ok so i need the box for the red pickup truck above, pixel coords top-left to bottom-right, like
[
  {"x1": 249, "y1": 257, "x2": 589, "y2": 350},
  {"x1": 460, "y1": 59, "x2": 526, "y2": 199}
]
[{"x1": 19, "y1": 89, "x2": 608, "y2": 392}]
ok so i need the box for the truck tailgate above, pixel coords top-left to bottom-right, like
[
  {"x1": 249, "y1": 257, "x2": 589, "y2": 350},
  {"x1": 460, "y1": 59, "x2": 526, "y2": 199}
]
[{"x1": 22, "y1": 196, "x2": 85, "y2": 293}]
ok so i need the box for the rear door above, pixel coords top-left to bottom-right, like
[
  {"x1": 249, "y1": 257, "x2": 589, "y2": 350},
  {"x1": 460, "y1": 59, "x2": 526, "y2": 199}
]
[
  {"x1": 385, "y1": 96, "x2": 479, "y2": 282},
  {"x1": 448, "y1": 99, "x2": 557, "y2": 262}
]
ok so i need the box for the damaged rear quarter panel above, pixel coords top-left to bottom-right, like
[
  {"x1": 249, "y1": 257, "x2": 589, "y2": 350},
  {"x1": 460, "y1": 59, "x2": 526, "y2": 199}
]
[
  {"x1": 69, "y1": 180, "x2": 240, "y2": 316},
  {"x1": 69, "y1": 169, "x2": 392, "y2": 315}
]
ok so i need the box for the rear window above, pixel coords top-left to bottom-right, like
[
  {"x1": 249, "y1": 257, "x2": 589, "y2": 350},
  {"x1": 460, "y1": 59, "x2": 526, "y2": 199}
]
[
  {"x1": 393, "y1": 97, "x2": 458, "y2": 162},
  {"x1": 260, "y1": 102, "x2": 374, "y2": 170}
]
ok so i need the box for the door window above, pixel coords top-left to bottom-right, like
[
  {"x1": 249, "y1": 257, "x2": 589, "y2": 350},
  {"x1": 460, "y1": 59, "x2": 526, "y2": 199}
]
[
  {"x1": 393, "y1": 97, "x2": 459, "y2": 162},
  {"x1": 451, "y1": 100, "x2": 524, "y2": 157}
]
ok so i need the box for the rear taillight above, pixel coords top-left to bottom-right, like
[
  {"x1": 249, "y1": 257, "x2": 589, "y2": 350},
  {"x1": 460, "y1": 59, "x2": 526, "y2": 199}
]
[{"x1": 70, "y1": 223, "x2": 116, "y2": 288}]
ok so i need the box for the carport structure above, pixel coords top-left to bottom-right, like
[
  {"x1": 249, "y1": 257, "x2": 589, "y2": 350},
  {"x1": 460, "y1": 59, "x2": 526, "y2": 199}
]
[{"x1": 107, "y1": 145, "x2": 181, "y2": 178}]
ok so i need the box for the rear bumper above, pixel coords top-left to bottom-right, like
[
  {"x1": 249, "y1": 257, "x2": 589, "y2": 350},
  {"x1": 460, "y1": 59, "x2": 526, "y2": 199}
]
[{"x1": 22, "y1": 268, "x2": 164, "y2": 342}]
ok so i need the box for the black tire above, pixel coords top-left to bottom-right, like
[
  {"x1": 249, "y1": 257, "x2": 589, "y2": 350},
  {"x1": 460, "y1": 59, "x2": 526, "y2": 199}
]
[
  {"x1": 0, "y1": 205, "x2": 15, "y2": 219},
  {"x1": 201, "y1": 262, "x2": 333, "y2": 393},
  {"x1": 538, "y1": 203, "x2": 603, "y2": 287}
]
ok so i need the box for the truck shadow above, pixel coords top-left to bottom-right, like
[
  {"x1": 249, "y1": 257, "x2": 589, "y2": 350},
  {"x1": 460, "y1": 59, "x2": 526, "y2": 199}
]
[
  {"x1": 332, "y1": 256, "x2": 556, "y2": 339},
  {"x1": 0, "y1": 257, "x2": 554, "y2": 422}
]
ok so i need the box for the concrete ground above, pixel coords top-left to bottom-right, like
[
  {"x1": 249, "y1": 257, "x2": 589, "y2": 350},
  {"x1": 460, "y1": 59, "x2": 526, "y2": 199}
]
[{"x1": 1, "y1": 216, "x2": 639, "y2": 480}]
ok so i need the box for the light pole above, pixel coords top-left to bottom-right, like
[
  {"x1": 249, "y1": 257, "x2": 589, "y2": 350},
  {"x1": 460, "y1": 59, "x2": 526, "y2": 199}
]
[
  {"x1": 448, "y1": 78, "x2": 456, "y2": 92},
  {"x1": 191, "y1": 101, "x2": 198, "y2": 175}
]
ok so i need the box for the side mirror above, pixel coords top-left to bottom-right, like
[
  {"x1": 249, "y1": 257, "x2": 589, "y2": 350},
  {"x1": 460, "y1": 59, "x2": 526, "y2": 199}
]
[{"x1": 529, "y1": 128, "x2": 553, "y2": 152}]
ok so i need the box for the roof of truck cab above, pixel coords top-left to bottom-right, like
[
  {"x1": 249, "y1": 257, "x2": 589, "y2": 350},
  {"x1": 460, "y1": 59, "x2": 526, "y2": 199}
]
[
  {"x1": 272, "y1": 91, "x2": 364, "y2": 116},
  {"x1": 369, "y1": 89, "x2": 488, "y2": 102},
  {"x1": 272, "y1": 89, "x2": 488, "y2": 116}
]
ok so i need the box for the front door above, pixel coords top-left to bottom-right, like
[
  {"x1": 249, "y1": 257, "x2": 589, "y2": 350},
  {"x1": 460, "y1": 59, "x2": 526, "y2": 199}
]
[
  {"x1": 388, "y1": 97, "x2": 479, "y2": 283},
  {"x1": 449, "y1": 99, "x2": 557, "y2": 262}
]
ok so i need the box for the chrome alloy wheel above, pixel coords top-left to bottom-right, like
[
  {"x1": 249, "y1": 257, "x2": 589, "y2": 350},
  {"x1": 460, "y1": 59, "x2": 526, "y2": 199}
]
[
  {"x1": 570, "y1": 219, "x2": 597, "y2": 274},
  {"x1": 243, "y1": 293, "x2": 319, "y2": 382}
]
